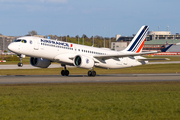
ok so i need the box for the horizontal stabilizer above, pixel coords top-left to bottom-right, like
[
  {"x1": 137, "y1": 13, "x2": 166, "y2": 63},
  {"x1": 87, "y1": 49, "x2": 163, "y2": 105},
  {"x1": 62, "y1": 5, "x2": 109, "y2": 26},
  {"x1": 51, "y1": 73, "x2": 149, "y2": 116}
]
[{"x1": 138, "y1": 58, "x2": 170, "y2": 61}]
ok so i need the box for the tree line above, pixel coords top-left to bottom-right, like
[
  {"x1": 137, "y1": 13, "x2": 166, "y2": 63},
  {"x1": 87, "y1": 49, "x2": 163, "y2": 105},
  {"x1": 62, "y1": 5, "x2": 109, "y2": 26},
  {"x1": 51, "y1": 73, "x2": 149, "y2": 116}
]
[{"x1": 27, "y1": 30, "x2": 116, "y2": 48}]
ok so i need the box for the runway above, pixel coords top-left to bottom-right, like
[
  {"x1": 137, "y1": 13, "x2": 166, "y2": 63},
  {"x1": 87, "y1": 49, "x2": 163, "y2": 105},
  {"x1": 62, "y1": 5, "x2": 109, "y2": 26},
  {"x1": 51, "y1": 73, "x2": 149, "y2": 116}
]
[
  {"x1": 0, "y1": 73, "x2": 180, "y2": 84},
  {"x1": 1, "y1": 62, "x2": 180, "y2": 84}
]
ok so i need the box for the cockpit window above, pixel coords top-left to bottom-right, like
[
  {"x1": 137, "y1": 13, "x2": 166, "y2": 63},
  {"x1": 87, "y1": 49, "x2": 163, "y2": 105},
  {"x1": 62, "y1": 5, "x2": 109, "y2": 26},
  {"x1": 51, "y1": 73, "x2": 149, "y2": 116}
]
[
  {"x1": 13, "y1": 39, "x2": 27, "y2": 43},
  {"x1": 13, "y1": 39, "x2": 21, "y2": 42},
  {"x1": 22, "y1": 40, "x2": 27, "y2": 43}
]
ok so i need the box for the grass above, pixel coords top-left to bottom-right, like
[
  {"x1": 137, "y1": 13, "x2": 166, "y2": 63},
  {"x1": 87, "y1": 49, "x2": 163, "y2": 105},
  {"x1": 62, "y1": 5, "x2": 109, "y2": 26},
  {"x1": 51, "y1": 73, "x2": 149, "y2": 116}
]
[
  {"x1": 0, "y1": 64, "x2": 180, "y2": 75},
  {"x1": 146, "y1": 55, "x2": 180, "y2": 62},
  {"x1": 0, "y1": 82, "x2": 180, "y2": 120},
  {"x1": 0, "y1": 56, "x2": 30, "y2": 65},
  {"x1": 1, "y1": 56, "x2": 180, "y2": 119}
]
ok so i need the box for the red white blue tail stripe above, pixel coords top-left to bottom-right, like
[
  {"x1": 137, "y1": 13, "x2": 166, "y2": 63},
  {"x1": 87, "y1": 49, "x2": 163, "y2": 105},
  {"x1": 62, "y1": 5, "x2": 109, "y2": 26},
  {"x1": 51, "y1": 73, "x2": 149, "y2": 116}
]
[{"x1": 124, "y1": 26, "x2": 149, "y2": 53}]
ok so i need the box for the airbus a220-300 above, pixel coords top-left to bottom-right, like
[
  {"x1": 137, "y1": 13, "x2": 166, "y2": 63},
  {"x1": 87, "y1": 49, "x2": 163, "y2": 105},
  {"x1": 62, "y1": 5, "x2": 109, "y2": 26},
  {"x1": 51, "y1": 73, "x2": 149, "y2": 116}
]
[{"x1": 8, "y1": 26, "x2": 166, "y2": 76}]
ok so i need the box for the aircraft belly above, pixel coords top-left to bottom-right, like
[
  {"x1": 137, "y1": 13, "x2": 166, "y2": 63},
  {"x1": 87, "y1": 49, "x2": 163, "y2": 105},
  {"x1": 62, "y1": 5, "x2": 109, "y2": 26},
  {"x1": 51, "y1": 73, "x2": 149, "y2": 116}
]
[
  {"x1": 53, "y1": 54, "x2": 75, "y2": 64},
  {"x1": 96, "y1": 58, "x2": 143, "y2": 69}
]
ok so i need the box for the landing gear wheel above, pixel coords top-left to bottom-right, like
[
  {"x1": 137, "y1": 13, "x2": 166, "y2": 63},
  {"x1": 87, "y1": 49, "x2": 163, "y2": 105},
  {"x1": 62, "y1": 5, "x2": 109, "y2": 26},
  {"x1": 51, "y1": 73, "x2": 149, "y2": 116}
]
[
  {"x1": 64, "y1": 70, "x2": 69, "y2": 76},
  {"x1": 18, "y1": 62, "x2": 23, "y2": 67},
  {"x1": 88, "y1": 70, "x2": 96, "y2": 77},
  {"x1": 88, "y1": 71, "x2": 92, "y2": 76},
  {"x1": 61, "y1": 70, "x2": 65, "y2": 76},
  {"x1": 61, "y1": 65, "x2": 69, "y2": 76},
  {"x1": 92, "y1": 71, "x2": 96, "y2": 76},
  {"x1": 61, "y1": 70, "x2": 69, "y2": 76}
]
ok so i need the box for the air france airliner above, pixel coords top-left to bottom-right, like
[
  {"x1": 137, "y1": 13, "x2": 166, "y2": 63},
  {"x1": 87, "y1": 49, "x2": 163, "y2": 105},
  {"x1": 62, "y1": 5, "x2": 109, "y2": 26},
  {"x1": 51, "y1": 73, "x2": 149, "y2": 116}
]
[{"x1": 8, "y1": 25, "x2": 161, "y2": 76}]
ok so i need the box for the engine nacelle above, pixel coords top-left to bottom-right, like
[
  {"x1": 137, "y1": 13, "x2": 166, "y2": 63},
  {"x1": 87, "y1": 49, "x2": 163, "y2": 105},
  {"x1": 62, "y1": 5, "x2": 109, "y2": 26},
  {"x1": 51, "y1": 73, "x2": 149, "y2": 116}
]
[
  {"x1": 30, "y1": 57, "x2": 51, "y2": 68},
  {"x1": 74, "y1": 55, "x2": 94, "y2": 69}
]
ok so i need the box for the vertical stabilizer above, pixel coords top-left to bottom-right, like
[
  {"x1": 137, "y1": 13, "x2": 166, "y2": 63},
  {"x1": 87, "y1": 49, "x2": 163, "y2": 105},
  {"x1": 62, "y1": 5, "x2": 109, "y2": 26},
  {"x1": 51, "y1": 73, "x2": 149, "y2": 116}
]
[
  {"x1": 123, "y1": 25, "x2": 149, "y2": 53},
  {"x1": 161, "y1": 44, "x2": 173, "y2": 52}
]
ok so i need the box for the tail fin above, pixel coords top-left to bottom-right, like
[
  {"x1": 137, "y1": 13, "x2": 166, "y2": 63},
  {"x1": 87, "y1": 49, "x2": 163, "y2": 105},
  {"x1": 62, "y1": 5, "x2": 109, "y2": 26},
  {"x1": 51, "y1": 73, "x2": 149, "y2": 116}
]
[
  {"x1": 123, "y1": 25, "x2": 149, "y2": 53},
  {"x1": 161, "y1": 44, "x2": 173, "y2": 52}
]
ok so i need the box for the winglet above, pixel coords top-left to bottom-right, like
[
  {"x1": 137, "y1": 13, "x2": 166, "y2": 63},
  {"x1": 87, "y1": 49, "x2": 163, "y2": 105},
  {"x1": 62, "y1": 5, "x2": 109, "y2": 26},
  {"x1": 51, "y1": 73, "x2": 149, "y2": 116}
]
[{"x1": 161, "y1": 44, "x2": 173, "y2": 52}]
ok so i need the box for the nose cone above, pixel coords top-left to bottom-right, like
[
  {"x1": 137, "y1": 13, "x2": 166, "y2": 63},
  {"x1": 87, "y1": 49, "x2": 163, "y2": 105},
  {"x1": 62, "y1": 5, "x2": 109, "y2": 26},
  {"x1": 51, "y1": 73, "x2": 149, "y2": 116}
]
[
  {"x1": 8, "y1": 43, "x2": 17, "y2": 53},
  {"x1": 8, "y1": 44, "x2": 13, "y2": 51}
]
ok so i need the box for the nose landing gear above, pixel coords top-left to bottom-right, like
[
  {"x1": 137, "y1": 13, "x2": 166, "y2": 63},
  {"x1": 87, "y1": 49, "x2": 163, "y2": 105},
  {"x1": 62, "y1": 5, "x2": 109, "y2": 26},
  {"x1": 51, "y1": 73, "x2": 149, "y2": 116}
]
[
  {"x1": 17, "y1": 54, "x2": 24, "y2": 67},
  {"x1": 18, "y1": 62, "x2": 23, "y2": 67}
]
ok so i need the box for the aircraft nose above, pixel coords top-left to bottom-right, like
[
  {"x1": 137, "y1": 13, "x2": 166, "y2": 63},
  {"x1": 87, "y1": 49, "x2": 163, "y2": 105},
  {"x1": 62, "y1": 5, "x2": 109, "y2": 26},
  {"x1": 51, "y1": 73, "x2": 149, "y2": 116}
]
[{"x1": 8, "y1": 43, "x2": 17, "y2": 52}]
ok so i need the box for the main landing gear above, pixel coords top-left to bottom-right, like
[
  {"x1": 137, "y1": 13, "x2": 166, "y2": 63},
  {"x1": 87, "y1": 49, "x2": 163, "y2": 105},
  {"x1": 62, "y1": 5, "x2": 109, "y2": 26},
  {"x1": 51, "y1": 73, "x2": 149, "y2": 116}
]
[
  {"x1": 60, "y1": 65, "x2": 96, "y2": 77},
  {"x1": 61, "y1": 65, "x2": 69, "y2": 76},
  {"x1": 17, "y1": 54, "x2": 23, "y2": 67},
  {"x1": 88, "y1": 70, "x2": 96, "y2": 77}
]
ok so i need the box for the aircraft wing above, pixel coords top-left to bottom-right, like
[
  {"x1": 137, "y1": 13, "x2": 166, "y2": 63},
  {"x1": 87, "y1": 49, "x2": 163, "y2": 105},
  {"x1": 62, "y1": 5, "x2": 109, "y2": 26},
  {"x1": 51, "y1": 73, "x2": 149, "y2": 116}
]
[{"x1": 93, "y1": 51, "x2": 158, "y2": 60}]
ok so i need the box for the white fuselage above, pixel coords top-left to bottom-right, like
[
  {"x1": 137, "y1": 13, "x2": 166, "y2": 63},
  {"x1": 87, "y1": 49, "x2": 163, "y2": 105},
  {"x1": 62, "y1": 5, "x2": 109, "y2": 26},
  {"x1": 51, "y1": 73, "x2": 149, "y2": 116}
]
[{"x1": 8, "y1": 36, "x2": 147, "y2": 69}]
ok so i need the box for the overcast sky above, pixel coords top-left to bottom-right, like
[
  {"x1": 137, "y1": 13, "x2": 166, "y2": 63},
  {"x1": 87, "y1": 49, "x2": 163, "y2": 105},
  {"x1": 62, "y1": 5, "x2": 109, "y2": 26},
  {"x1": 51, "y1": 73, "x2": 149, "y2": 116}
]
[{"x1": 0, "y1": 0, "x2": 179, "y2": 37}]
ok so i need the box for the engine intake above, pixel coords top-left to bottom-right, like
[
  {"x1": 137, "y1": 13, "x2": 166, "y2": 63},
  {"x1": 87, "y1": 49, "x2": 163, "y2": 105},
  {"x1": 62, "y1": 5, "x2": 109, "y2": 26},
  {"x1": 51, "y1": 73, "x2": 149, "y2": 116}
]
[
  {"x1": 30, "y1": 57, "x2": 51, "y2": 68},
  {"x1": 74, "y1": 55, "x2": 94, "y2": 69}
]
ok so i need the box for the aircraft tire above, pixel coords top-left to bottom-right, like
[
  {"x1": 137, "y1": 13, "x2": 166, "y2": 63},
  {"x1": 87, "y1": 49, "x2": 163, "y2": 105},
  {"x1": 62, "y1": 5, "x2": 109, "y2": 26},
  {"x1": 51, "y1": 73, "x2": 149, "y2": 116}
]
[
  {"x1": 92, "y1": 71, "x2": 96, "y2": 77},
  {"x1": 61, "y1": 70, "x2": 69, "y2": 76},
  {"x1": 65, "y1": 70, "x2": 69, "y2": 76},
  {"x1": 88, "y1": 70, "x2": 96, "y2": 77},
  {"x1": 61, "y1": 70, "x2": 65, "y2": 76},
  {"x1": 88, "y1": 71, "x2": 92, "y2": 76},
  {"x1": 18, "y1": 63, "x2": 23, "y2": 67}
]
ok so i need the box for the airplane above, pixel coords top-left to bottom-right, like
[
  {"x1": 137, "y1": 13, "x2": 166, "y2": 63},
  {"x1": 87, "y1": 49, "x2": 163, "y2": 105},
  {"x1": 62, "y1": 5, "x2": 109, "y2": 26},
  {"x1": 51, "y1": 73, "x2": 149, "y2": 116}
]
[
  {"x1": 8, "y1": 25, "x2": 166, "y2": 76},
  {"x1": 161, "y1": 44, "x2": 173, "y2": 52}
]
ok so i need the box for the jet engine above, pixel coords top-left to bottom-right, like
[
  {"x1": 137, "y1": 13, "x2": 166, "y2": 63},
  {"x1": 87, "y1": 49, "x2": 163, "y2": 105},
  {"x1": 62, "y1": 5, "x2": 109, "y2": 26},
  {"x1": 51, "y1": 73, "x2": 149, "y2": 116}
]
[
  {"x1": 74, "y1": 55, "x2": 94, "y2": 69},
  {"x1": 30, "y1": 57, "x2": 51, "y2": 68}
]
